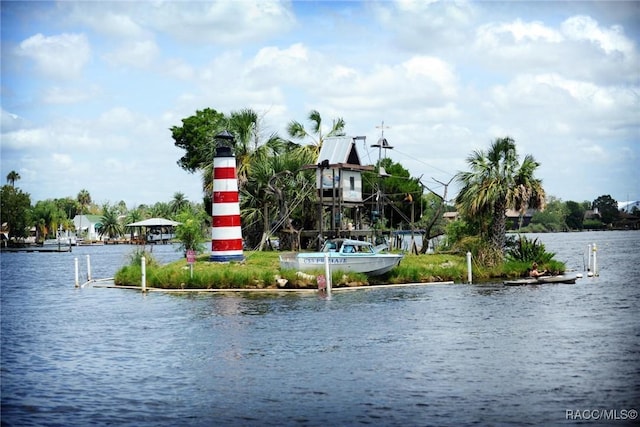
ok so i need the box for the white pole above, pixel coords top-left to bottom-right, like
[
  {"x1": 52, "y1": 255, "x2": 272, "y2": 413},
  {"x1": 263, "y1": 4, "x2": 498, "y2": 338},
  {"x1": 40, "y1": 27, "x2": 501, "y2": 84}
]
[
  {"x1": 74, "y1": 257, "x2": 79, "y2": 288},
  {"x1": 141, "y1": 256, "x2": 147, "y2": 292},
  {"x1": 592, "y1": 243, "x2": 598, "y2": 277},
  {"x1": 86, "y1": 254, "x2": 91, "y2": 282},
  {"x1": 324, "y1": 253, "x2": 332, "y2": 297},
  {"x1": 587, "y1": 244, "x2": 592, "y2": 272},
  {"x1": 466, "y1": 251, "x2": 472, "y2": 284}
]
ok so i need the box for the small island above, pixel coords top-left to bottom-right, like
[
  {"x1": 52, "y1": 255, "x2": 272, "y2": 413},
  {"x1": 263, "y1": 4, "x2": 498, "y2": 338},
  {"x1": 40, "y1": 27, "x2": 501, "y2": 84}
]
[{"x1": 113, "y1": 244, "x2": 566, "y2": 290}]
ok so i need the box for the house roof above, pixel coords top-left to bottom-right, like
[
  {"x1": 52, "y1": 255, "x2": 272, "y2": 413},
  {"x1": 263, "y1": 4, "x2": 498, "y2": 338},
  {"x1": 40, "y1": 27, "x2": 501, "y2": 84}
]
[
  {"x1": 126, "y1": 218, "x2": 181, "y2": 227},
  {"x1": 318, "y1": 136, "x2": 362, "y2": 166},
  {"x1": 74, "y1": 214, "x2": 103, "y2": 224}
]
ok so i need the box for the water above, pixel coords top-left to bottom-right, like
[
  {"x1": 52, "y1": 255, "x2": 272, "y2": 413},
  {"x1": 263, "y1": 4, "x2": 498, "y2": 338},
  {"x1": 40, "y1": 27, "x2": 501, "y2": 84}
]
[{"x1": 1, "y1": 232, "x2": 639, "y2": 426}]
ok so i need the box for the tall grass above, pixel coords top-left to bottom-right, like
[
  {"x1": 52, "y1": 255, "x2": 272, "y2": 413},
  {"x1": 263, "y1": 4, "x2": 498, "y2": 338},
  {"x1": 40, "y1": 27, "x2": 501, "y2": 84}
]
[{"x1": 113, "y1": 249, "x2": 565, "y2": 289}]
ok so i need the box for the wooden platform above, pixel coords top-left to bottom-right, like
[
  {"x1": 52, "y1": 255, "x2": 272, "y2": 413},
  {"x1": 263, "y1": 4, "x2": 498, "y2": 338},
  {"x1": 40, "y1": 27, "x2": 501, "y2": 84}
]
[{"x1": 1, "y1": 245, "x2": 72, "y2": 253}]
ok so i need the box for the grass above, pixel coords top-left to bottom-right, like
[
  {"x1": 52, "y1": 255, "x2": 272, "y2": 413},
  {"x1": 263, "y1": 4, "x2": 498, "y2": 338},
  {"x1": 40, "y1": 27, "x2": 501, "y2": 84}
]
[{"x1": 113, "y1": 250, "x2": 566, "y2": 289}]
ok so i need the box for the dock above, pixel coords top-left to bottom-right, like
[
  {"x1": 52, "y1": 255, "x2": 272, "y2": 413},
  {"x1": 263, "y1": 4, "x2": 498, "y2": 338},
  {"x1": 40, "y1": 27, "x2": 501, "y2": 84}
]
[{"x1": 1, "y1": 245, "x2": 72, "y2": 253}]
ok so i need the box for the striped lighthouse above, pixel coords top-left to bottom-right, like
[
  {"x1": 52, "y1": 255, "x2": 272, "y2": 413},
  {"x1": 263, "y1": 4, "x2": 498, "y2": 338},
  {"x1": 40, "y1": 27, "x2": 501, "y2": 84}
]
[{"x1": 209, "y1": 131, "x2": 244, "y2": 262}]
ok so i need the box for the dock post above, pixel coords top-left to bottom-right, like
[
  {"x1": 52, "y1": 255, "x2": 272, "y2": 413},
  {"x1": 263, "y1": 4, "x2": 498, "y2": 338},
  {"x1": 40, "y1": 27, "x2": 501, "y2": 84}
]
[
  {"x1": 587, "y1": 244, "x2": 592, "y2": 273},
  {"x1": 592, "y1": 243, "x2": 598, "y2": 276},
  {"x1": 86, "y1": 255, "x2": 92, "y2": 282},
  {"x1": 141, "y1": 256, "x2": 147, "y2": 293},
  {"x1": 324, "y1": 253, "x2": 332, "y2": 297},
  {"x1": 74, "y1": 257, "x2": 79, "y2": 288},
  {"x1": 466, "y1": 251, "x2": 472, "y2": 284}
]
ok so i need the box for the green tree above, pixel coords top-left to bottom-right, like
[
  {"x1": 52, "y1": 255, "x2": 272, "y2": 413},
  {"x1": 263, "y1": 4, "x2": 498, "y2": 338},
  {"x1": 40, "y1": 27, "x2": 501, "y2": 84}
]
[
  {"x1": 200, "y1": 109, "x2": 287, "y2": 197},
  {"x1": 0, "y1": 185, "x2": 31, "y2": 240},
  {"x1": 150, "y1": 202, "x2": 171, "y2": 219},
  {"x1": 592, "y1": 194, "x2": 619, "y2": 225},
  {"x1": 565, "y1": 200, "x2": 585, "y2": 230},
  {"x1": 174, "y1": 209, "x2": 208, "y2": 254},
  {"x1": 77, "y1": 189, "x2": 92, "y2": 213},
  {"x1": 99, "y1": 204, "x2": 123, "y2": 239},
  {"x1": 530, "y1": 196, "x2": 568, "y2": 231},
  {"x1": 31, "y1": 199, "x2": 66, "y2": 241},
  {"x1": 455, "y1": 137, "x2": 545, "y2": 261},
  {"x1": 241, "y1": 141, "x2": 317, "y2": 250},
  {"x1": 171, "y1": 108, "x2": 227, "y2": 173},
  {"x1": 170, "y1": 192, "x2": 189, "y2": 215},
  {"x1": 362, "y1": 157, "x2": 422, "y2": 229},
  {"x1": 287, "y1": 109, "x2": 345, "y2": 154},
  {"x1": 6, "y1": 170, "x2": 21, "y2": 187}
]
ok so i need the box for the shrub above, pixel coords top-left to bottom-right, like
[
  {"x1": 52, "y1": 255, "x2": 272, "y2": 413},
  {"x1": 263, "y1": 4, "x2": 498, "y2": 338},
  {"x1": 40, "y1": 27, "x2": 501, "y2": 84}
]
[{"x1": 505, "y1": 235, "x2": 555, "y2": 264}]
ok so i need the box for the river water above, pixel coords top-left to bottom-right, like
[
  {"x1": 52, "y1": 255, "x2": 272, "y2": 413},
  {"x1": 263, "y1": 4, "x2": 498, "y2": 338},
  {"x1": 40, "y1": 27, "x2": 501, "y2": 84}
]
[{"x1": 1, "y1": 231, "x2": 639, "y2": 426}]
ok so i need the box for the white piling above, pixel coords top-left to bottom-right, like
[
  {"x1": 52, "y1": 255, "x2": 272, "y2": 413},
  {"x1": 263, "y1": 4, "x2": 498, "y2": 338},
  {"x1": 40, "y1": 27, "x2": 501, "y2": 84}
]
[
  {"x1": 86, "y1": 255, "x2": 92, "y2": 282},
  {"x1": 74, "y1": 257, "x2": 79, "y2": 288},
  {"x1": 324, "y1": 253, "x2": 332, "y2": 297},
  {"x1": 466, "y1": 251, "x2": 472, "y2": 284},
  {"x1": 587, "y1": 244, "x2": 592, "y2": 272},
  {"x1": 592, "y1": 243, "x2": 598, "y2": 276},
  {"x1": 141, "y1": 256, "x2": 147, "y2": 292}
]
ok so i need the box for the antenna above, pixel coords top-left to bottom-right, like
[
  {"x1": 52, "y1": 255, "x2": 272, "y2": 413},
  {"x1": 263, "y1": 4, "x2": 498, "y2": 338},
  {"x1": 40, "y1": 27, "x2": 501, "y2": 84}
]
[{"x1": 370, "y1": 121, "x2": 394, "y2": 228}]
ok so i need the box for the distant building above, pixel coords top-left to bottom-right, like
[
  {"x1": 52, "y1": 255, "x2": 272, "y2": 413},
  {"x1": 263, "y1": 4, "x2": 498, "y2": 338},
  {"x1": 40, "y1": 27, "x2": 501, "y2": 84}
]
[
  {"x1": 583, "y1": 207, "x2": 602, "y2": 221},
  {"x1": 443, "y1": 211, "x2": 459, "y2": 221},
  {"x1": 618, "y1": 200, "x2": 640, "y2": 213},
  {"x1": 505, "y1": 208, "x2": 536, "y2": 230},
  {"x1": 73, "y1": 214, "x2": 103, "y2": 241}
]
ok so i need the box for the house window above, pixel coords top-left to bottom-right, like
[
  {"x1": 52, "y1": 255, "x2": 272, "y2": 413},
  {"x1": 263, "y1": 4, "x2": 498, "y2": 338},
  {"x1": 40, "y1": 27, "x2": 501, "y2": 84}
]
[{"x1": 349, "y1": 176, "x2": 355, "y2": 191}]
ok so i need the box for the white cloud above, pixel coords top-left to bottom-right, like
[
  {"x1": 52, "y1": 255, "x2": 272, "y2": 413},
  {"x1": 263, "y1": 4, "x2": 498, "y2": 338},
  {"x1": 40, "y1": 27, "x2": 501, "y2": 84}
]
[
  {"x1": 52, "y1": 153, "x2": 73, "y2": 167},
  {"x1": 42, "y1": 85, "x2": 102, "y2": 104},
  {"x1": 148, "y1": 0, "x2": 295, "y2": 45},
  {"x1": 15, "y1": 33, "x2": 90, "y2": 79},
  {"x1": 561, "y1": 15, "x2": 634, "y2": 56},
  {"x1": 103, "y1": 39, "x2": 159, "y2": 68}
]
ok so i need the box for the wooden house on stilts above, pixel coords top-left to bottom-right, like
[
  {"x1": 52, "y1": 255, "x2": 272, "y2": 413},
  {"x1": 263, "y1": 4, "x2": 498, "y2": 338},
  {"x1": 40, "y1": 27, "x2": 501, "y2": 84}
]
[{"x1": 307, "y1": 136, "x2": 374, "y2": 243}]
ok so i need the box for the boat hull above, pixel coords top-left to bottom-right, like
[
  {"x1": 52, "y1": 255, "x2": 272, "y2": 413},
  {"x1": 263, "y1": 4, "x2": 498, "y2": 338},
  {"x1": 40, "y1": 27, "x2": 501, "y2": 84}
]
[
  {"x1": 504, "y1": 273, "x2": 578, "y2": 286},
  {"x1": 279, "y1": 253, "x2": 403, "y2": 276}
]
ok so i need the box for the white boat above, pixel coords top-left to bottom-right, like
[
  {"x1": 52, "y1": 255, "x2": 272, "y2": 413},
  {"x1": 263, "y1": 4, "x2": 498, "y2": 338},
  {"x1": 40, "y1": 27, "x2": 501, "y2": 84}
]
[
  {"x1": 42, "y1": 231, "x2": 76, "y2": 247},
  {"x1": 279, "y1": 238, "x2": 404, "y2": 276}
]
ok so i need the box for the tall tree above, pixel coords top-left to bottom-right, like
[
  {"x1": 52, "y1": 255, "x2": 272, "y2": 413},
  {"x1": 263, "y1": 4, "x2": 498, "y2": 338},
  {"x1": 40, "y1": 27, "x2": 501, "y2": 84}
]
[
  {"x1": 0, "y1": 185, "x2": 31, "y2": 240},
  {"x1": 592, "y1": 194, "x2": 619, "y2": 224},
  {"x1": 170, "y1": 192, "x2": 189, "y2": 215},
  {"x1": 31, "y1": 199, "x2": 66, "y2": 240},
  {"x1": 455, "y1": 137, "x2": 545, "y2": 255},
  {"x1": 565, "y1": 200, "x2": 585, "y2": 230},
  {"x1": 6, "y1": 170, "x2": 21, "y2": 187},
  {"x1": 77, "y1": 189, "x2": 92, "y2": 214},
  {"x1": 287, "y1": 110, "x2": 345, "y2": 153},
  {"x1": 99, "y1": 204, "x2": 123, "y2": 239},
  {"x1": 171, "y1": 108, "x2": 227, "y2": 173}
]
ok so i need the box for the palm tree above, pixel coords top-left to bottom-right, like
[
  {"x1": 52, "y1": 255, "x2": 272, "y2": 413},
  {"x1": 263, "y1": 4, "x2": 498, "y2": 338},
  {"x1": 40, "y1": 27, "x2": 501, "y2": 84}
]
[
  {"x1": 76, "y1": 189, "x2": 92, "y2": 239},
  {"x1": 170, "y1": 192, "x2": 189, "y2": 215},
  {"x1": 6, "y1": 171, "x2": 21, "y2": 187},
  {"x1": 240, "y1": 143, "x2": 317, "y2": 250},
  {"x1": 455, "y1": 137, "x2": 545, "y2": 254},
  {"x1": 99, "y1": 204, "x2": 123, "y2": 239},
  {"x1": 286, "y1": 110, "x2": 346, "y2": 153}
]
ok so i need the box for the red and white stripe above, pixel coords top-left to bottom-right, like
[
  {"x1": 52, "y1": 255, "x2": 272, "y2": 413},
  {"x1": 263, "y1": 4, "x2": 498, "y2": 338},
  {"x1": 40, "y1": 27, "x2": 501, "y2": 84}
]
[{"x1": 210, "y1": 156, "x2": 244, "y2": 261}]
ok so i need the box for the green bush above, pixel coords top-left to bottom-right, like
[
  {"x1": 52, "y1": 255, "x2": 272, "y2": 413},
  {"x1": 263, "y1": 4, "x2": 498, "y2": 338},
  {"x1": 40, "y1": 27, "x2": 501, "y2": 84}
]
[{"x1": 505, "y1": 235, "x2": 555, "y2": 264}]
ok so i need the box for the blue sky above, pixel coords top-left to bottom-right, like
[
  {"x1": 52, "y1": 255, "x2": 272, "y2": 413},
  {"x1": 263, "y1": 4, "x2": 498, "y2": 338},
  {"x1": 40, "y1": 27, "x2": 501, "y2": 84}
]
[{"x1": 2, "y1": 0, "x2": 638, "y2": 208}]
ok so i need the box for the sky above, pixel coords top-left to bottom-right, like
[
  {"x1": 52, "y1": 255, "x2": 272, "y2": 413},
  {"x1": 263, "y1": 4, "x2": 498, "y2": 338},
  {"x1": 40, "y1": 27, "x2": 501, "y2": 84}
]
[{"x1": 1, "y1": 0, "x2": 639, "y2": 210}]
